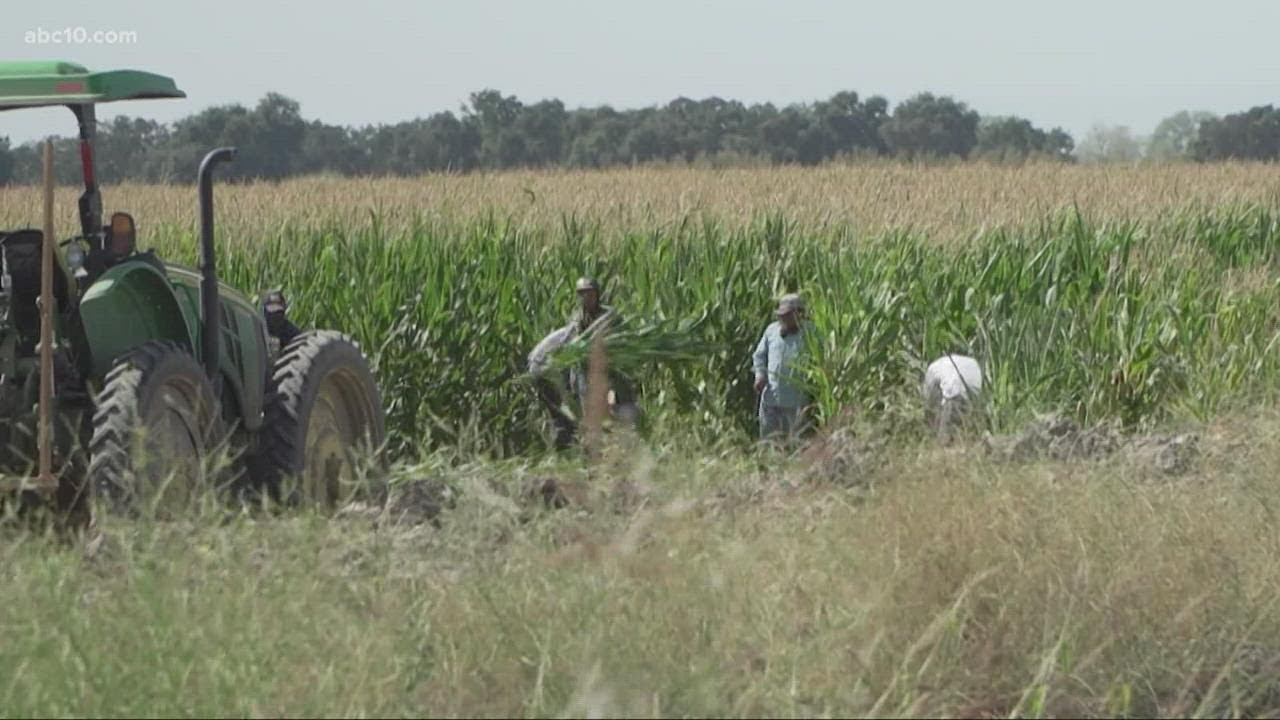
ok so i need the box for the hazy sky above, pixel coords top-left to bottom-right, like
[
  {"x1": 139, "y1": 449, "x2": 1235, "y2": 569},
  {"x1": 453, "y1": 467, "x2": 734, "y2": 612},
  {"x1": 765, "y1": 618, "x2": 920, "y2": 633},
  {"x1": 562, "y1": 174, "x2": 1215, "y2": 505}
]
[{"x1": 4, "y1": 0, "x2": 1279, "y2": 144}]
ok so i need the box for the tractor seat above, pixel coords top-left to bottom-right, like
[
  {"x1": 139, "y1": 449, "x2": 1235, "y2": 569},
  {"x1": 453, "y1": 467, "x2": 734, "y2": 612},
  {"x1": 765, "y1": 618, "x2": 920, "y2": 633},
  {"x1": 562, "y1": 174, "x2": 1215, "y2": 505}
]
[
  {"x1": 1, "y1": 229, "x2": 70, "y2": 303},
  {"x1": 0, "y1": 229, "x2": 72, "y2": 353}
]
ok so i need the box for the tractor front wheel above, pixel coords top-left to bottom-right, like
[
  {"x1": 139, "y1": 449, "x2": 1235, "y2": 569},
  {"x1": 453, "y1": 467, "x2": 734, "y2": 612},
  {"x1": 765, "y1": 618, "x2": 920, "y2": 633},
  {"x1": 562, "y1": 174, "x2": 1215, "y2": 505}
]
[
  {"x1": 87, "y1": 341, "x2": 225, "y2": 517},
  {"x1": 252, "y1": 331, "x2": 386, "y2": 510}
]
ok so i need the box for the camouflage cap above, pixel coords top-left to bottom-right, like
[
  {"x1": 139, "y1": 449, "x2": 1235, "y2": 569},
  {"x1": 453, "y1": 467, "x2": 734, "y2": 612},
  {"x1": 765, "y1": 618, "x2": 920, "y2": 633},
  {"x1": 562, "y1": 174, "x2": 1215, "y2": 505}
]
[
  {"x1": 775, "y1": 292, "x2": 805, "y2": 317},
  {"x1": 575, "y1": 276, "x2": 600, "y2": 293}
]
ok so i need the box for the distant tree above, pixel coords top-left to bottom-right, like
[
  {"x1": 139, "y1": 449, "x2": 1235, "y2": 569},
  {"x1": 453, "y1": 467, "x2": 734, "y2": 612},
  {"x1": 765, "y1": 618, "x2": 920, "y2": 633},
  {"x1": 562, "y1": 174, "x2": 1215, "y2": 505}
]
[
  {"x1": 722, "y1": 102, "x2": 779, "y2": 158},
  {"x1": 362, "y1": 113, "x2": 477, "y2": 175},
  {"x1": 975, "y1": 116, "x2": 1074, "y2": 161},
  {"x1": 516, "y1": 99, "x2": 568, "y2": 166},
  {"x1": 621, "y1": 110, "x2": 680, "y2": 163},
  {"x1": 150, "y1": 102, "x2": 254, "y2": 181},
  {"x1": 758, "y1": 109, "x2": 802, "y2": 164},
  {"x1": 565, "y1": 107, "x2": 631, "y2": 167},
  {"x1": 246, "y1": 93, "x2": 308, "y2": 179},
  {"x1": 1192, "y1": 106, "x2": 1280, "y2": 161},
  {"x1": 1075, "y1": 123, "x2": 1144, "y2": 163},
  {"x1": 683, "y1": 97, "x2": 774, "y2": 162},
  {"x1": 23, "y1": 86, "x2": 1264, "y2": 179},
  {"x1": 1046, "y1": 128, "x2": 1075, "y2": 159},
  {"x1": 1147, "y1": 110, "x2": 1217, "y2": 161},
  {"x1": 430, "y1": 112, "x2": 482, "y2": 171},
  {"x1": 5, "y1": 136, "x2": 81, "y2": 184},
  {"x1": 299, "y1": 121, "x2": 368, "y2": 175},
  {"x1": 760, "y1": 107, "x2": 832, "y2": 165},
  {"x1": 93, "y1": 116, "x2": 170, "y2": 184},
  {"x1": 148, "y1": 93, "x2": 308, "y2": 181},
  {"x1": 705, "y1": 98, "x2": 759, "y2": 159},
  {"x1": 879, "y1": 93, "x2": 980, "y2": 159},
  {"x1": 5, "y1": 141, "x2": 34, "y2": 183},
  {"x1": 661, "y1": 97, "x2": 701, "y2": 161},
  {"x1": 406, "y1": 113, "x2": 480, "y2": 172},
  {"x1": 814, "y1": 91, "x2": 889, "y2": 157},
  {"x1": 466, "y1": 89, "x2": 530, "y2": 168}
]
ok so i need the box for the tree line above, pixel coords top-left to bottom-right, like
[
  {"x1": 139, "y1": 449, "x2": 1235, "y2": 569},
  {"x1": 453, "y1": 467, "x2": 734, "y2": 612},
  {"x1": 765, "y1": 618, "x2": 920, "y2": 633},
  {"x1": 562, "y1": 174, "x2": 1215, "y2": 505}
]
[{"x1": 0, "y1": 89, "x2": 1276, "y2": 184}]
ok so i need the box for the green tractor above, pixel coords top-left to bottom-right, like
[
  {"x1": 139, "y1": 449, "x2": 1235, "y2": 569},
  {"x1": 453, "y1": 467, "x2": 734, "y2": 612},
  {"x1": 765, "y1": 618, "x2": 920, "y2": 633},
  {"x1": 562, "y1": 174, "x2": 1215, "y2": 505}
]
[{"x1": 0, "y1": 61, "x2": 386, "y2": 523}]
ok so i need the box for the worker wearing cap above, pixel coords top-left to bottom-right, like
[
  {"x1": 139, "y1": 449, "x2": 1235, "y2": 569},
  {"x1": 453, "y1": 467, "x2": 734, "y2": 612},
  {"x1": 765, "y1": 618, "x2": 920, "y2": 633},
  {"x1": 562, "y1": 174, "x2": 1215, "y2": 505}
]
[
  {"x1": 566, "y1": 276, "x2": 638, "y2": 422},
  {"x1": 262, "y1": 288, "x2": 301, "y2": 352},
  {"x1": 529, "y1": 276, "x2": 639, "y2": 448},
  {"x1": 752, "y1": 293, "x2": 811, "y2": 441},
  {"x1": 569, "y1": 276, "x2": 613, "y2": 334}
]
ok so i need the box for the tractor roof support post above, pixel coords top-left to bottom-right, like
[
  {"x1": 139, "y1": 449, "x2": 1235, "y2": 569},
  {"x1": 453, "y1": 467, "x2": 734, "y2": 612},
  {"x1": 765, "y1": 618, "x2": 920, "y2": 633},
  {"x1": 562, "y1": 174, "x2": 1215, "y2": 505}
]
[
  {"x1": 37, "y1": 140, "x2": 57, "y2": 494},
  {"x1": 197, "y1": 147, "x2": 237, "y2": 389},
  {"x1": 70, "y1": 103, "x2": 101, "y2": 242}
]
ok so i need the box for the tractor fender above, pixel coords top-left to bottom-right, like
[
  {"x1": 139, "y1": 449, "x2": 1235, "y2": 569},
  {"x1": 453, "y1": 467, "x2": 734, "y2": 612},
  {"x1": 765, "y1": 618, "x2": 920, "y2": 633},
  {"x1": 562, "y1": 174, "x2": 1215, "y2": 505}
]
[
  {"x1": 79, "y1": 260, "x2": 262, "y2": 434},
  {"x1": 79, "y1": 261, "x2": 197, "y2": 380}
]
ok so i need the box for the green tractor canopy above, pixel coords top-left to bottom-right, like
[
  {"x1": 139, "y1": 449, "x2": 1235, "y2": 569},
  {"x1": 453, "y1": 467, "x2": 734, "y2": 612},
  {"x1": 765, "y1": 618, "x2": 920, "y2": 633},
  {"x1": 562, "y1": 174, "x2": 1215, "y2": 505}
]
[
  {"x1": 0, "y1": 61, "x2": 184, "y2": 110},
  {"x1": 0, "y1": 60, "x2": 185, "y2": 247}
]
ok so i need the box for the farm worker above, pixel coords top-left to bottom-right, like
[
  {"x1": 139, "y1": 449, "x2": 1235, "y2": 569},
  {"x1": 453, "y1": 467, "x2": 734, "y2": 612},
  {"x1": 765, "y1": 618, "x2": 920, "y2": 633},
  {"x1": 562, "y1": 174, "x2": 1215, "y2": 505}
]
[
  {"x1": 528, "y1": 323, "x2": 579, "y2": 449},
  {"x1": 261, "y1": 288, "x2": 301, "y2": 350},
  {"x1": 752, "y1": 293, "x2": 812, "y2": 442},
  {"x1": 566, "y1": 277, "x2": 639, "y2": 425},
  {"x1": 921, "y1": 354, "x2": 983, "y2": 443}
]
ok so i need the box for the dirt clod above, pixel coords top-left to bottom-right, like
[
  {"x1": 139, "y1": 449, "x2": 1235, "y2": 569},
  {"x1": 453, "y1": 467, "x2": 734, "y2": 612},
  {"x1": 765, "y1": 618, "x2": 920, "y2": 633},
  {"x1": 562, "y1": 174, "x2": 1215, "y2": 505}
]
[
  {"x1": 799, "y1": 415, "x2": 886, "y2": 487},
  {"x1": 521, "y1": 476, "x2": 570, "y2": 509},
  {"x1": 1124, "y1": 433, "x2": 1200, "y2": 477},
  {"x1": 984, "y1": 413, "x2": 1204, "y2": 477},
  {"x1": 383, "y1": 477, "x2": 454, "y2": 526},
  {"x1": 985, "y1": 413, "x2": 1122, "y2": 462}
]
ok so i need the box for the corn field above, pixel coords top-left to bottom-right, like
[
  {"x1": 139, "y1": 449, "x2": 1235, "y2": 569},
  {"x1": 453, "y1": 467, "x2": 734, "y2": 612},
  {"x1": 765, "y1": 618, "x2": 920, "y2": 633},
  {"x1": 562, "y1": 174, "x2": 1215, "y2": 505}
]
[
  {"x1": 6, "y1": 160, "x2": 1280, "y2": 240},
  {"x1": 7, "y1": 164, "x2": 1280, "y2": 719},
  {"x1": 2, "y1": 163, "x2": 1279, "y2": 458}
]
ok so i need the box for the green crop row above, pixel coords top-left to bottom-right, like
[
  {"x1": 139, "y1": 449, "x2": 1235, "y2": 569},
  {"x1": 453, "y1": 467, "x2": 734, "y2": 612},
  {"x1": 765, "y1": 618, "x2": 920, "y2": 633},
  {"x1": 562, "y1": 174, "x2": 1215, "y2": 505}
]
[{"x1": 140, "y1": 206, "x2": 1280, "y2": 459}]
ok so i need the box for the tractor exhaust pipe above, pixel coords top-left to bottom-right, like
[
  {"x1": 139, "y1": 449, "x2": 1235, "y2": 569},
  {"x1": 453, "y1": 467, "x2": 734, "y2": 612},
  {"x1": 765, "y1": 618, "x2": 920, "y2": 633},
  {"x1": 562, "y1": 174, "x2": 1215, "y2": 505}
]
[{"x1": 197, "y1": 147, "x2": 237, "y2": 384}]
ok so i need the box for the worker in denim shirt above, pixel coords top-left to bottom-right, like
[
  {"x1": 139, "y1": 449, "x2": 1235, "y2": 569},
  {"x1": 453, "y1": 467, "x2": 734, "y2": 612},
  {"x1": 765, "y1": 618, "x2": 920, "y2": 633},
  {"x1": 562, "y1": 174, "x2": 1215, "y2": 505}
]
[{"x1": 752, "y1": 293, "x2": 811, "y2": 441}]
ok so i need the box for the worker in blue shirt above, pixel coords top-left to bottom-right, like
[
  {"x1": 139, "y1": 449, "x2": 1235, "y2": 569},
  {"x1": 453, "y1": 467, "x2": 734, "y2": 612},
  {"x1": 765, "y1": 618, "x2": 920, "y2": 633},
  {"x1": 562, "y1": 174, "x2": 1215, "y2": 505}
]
[{"x1": 752, "y1": 293, "x2": 812, "y2": 442}]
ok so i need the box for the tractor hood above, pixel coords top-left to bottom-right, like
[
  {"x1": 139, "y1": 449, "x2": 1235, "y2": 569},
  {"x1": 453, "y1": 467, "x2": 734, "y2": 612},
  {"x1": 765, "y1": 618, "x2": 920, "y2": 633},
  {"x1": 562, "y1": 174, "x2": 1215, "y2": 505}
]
[{"x1": 162, "y1": 263, "x2": 258, "y2": 318}]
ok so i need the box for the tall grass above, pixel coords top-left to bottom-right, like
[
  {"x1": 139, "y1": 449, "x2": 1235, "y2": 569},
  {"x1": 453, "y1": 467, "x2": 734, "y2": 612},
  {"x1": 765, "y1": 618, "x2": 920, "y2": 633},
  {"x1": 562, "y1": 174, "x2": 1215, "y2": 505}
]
[{"x1": 4, "y1": 411, "x2": 1280, "y2": 717}]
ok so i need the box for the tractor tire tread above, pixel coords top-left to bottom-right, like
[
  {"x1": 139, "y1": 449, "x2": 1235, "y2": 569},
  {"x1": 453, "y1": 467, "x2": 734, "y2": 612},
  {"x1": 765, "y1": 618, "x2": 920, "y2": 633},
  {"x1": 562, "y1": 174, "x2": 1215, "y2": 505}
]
[
  {"x1": 86, "y1": 341, "x2": 219, "y2": 511},
  {"x1": 253, "y1": 331, "x2": 384, "y2": 505}
]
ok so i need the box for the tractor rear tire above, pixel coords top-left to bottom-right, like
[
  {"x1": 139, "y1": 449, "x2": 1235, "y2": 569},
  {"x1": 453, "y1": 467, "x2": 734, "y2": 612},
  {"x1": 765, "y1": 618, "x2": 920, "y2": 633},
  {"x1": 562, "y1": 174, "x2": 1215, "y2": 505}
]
[
  {"x1": 87, "y1": 341, "x2": 225, "y2": 517},
  {"x1": 252, "y1": 331, "x2": 386, "y2": 510}
]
